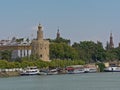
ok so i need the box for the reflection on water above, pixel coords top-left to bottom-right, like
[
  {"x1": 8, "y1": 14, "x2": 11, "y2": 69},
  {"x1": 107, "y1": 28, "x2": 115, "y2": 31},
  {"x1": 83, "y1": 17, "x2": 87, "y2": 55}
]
[{"x1": 0, "y1": 72, "x2": 120, "y2": 90}]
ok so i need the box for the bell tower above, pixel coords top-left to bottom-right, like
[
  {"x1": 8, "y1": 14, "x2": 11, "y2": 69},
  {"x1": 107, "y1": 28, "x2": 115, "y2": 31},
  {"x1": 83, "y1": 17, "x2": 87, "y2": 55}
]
[
  {"x1": 110, "y1": 33, "x2": 114, "y2": 48},
  {"x1": 56, "y1": 27, "x2": 60, "y2": 39}
]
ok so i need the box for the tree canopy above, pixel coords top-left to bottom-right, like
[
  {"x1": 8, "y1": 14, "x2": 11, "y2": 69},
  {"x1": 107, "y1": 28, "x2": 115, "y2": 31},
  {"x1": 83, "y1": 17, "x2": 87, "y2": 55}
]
[{"x1": 0, "y1": 37, "x2": 120, "y2": 68}]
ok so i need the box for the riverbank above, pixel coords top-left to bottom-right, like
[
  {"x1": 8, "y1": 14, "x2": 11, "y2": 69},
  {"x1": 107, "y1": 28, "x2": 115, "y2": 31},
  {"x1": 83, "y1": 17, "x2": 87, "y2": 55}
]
[{"x1": 0, "y1": 71, "x2": 20, "y2": 77}]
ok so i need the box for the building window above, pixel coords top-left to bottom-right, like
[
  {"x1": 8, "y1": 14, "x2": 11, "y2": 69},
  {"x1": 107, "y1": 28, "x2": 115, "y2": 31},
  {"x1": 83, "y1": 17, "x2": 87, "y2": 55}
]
[{"x1": 40, "y1": 54, "x2": 42, "y2": 58}]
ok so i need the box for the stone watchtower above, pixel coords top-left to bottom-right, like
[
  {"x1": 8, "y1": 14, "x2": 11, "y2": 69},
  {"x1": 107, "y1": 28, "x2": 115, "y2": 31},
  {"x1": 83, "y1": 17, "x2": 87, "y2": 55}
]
[{"x1": 31, "y1": 24, "x2": 49, "y2": 61}]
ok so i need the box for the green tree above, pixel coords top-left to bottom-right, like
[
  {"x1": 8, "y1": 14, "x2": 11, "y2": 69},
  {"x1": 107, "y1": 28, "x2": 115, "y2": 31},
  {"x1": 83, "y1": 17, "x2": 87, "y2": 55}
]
[
  {"x1": 72, "y1": 41, "x2": 105, "y2": 63},
  {"x1": 93, "y1": 41, "x2": 106, "y2": 62},
  {"x1": 16, "y1": 38, "x2": 24, "y2": 42},
  {"x1": 115, "y1": 47, "x2": 120, "y2": 60},
  {"x1": 96, "y1": 63, "x2": 105, "y2": 72},
  {"x1": 47, "y1": 37, "x2": 70, "y2": 45},
  {"x1": 105, "y1": 48, "x2": 118, "y2": 61},
  {"x1": 0, "y1": 60, "x2": 9, "y2": 69},
  {"x1": 50, "y1": 43, "x2": 79, "y2": 60},
  {"x1": 0, "y1": 50, "x2": 12, "y2": 61}
]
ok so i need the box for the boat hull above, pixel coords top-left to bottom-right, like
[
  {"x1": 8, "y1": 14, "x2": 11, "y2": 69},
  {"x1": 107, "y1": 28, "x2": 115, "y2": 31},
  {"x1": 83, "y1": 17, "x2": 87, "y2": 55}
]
[
  {"x1": 104, "y1": 70, "x2": 120, "y2": 72},
  {"x1": 104, "y1": 66, "x2": 120, "y2": 72},
  {"x1": 20, "y1": 73, "x2": 40, "y2": 76},
  {"x1": 67, "y1": 69, "x2": 84, "y2": 74}
]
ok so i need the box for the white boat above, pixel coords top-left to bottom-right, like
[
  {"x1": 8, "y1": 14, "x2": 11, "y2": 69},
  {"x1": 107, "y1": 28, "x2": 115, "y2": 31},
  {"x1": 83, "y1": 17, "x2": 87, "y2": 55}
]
[
  {"x1": 66, "y1": 68, "x2": 84, "y2": 74},
  {"x1": 89, "y1": 68, "x2": 97, "y2": 73},
  {"x1": 39, "y1": 69, "x2": 48, "y2": 75},
  {"x1": 47, "y1": 69, "x2": 58, "y2": 75},
  {"x1": 84, "y1": 68, "x2": 97, "y2": 73},
  {"x1": 104, "y1": 66, "x2": 120, "y2": 72},
  {"x1": 20, "y1": 66, "x2": 40, "y2": 75}
]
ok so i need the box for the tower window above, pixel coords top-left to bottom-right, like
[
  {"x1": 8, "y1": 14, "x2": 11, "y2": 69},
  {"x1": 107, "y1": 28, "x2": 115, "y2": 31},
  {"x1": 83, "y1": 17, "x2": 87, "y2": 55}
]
[{"x1": 40, "y1": 54, "x2": 42, "y2": 58}]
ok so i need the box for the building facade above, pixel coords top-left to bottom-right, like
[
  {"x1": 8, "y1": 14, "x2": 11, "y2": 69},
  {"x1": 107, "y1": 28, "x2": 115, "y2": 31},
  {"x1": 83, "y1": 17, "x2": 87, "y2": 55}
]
[{"x1": 0, "y1": 37, "x2": 31, "y2": 59}]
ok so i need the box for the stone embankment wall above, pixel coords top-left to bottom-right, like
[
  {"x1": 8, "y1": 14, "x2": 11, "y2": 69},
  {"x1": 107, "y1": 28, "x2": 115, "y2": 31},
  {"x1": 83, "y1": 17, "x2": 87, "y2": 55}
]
[
  {"x1": 0, "y1": 68, "x2": 22, "y2": 77},
  {"x1": 0, "y1": 71, "x2": 20, "y2": 77}
]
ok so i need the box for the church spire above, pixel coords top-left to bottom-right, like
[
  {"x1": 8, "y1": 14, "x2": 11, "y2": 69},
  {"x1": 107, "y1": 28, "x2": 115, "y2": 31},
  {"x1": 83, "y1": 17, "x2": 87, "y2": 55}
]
[
  {"x1": 110, "y1": 32, "x2": 114, "y2": 48},
  {"x1": 56, "y1": 27, "x2": 60, "y2": 39}
]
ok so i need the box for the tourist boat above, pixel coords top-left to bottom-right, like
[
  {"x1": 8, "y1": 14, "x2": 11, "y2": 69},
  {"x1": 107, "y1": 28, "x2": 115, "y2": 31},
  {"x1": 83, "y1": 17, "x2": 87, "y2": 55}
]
[
  {"x1": 20, "y1": 66, "x2": 40, "y2": 75},
  {"x1": 39, "y1": 69, "x2": 58, "y2": 75},
  {"x1": 104, "y1": 66, "x2": 120, "y2": 72},
  {"x1": 84, "y1": 68, "x2": 97, "y2": 73},
  {"x1": 66, "y1": 66, "x2": 84, "y2": 74},
  {"x1": 47, "y1": 69, "x2": 58, "y2": 75},
  {"x1": 66, "y1": 68, "x2": 85, "y2": 74},
  {"x1": 84, "y1": 64, "x2": 97, "y2": 73},
  {"x1": 39, "y1": 69, "x2": 48, "y2": 75}
]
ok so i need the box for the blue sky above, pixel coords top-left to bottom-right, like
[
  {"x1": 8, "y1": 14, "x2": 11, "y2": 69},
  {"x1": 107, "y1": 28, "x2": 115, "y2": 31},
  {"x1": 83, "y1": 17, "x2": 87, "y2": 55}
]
[{"x1": 0, "y1": 0, "x2": 120, "y2": 47}]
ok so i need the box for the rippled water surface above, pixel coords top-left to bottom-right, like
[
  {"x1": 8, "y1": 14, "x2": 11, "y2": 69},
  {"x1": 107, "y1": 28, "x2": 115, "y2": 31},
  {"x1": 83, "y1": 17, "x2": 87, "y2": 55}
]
[{"x1": 0, "y1": 72, "x2": 120, "y2": 90}]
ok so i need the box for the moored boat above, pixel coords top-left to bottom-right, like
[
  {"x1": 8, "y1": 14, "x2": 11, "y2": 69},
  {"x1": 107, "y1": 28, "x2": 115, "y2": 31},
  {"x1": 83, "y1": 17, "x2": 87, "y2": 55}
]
[
  {"x1": 39, "y1": 69, "x2": 48, "y2": 75},
  {"x1": 66, "y1": 65, "x2": 84, "y2": 74},
  {"x1": 67, "y1": 68, "x2": 84, "y2": 74},
  {"x1": 84, "y1": 64, "x2": 97, "y2": 73},
  {"x1": 20, "y1": 66, "x2": 40, "y2": 75},
  {"x1": 104, "y1": 66, "x2": 120, "y2": 72},
  {"x1": 84, "y1": 68, "x2": 97, "y2": 73},
  {"x1": 47, "y1": 69, "x2": 58, "y2": 75}
]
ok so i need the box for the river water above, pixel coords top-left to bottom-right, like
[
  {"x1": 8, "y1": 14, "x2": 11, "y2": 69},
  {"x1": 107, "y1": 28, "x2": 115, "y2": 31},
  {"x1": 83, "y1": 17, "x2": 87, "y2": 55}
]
[{"x1": 0, "y1": 72, "x2": 120, "y2": 90}]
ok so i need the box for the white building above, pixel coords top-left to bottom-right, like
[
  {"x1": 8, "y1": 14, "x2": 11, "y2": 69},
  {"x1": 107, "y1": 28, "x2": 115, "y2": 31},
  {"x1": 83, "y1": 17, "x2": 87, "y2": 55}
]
[{"x1": 0, "y1": 37, "x2": 31, "y2": 59}]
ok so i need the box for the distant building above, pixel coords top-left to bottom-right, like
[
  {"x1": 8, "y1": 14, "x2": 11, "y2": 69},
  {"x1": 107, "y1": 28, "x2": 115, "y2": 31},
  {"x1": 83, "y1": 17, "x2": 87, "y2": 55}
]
[
  {"x1": 55, "y1": 28, "x2": 71, "y2": 45},
  {"x1": 0, "y1": 37, "x2": 31, "y2": 59},
  {"x1": 0, "y1": 24, "x2": 49, "y2": 61},
  {"x1": 106, "y1": 33, "x2": 114, "y2": 50},
  {"x1": 119, "y1": 43, "x2": 120, "y2": 48},
  {"x1": 0, "y1": 40, "x2": 11, "y2": 46},
  {"x1": 109, "y1": 33, "x2": 114, "y2": 48},
  {"x1": 31, "y1": 24, "x2": 50, "y2": 61},
  {"x1": 56, "y1": 27, "x2": 60, "y2": 39}
]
